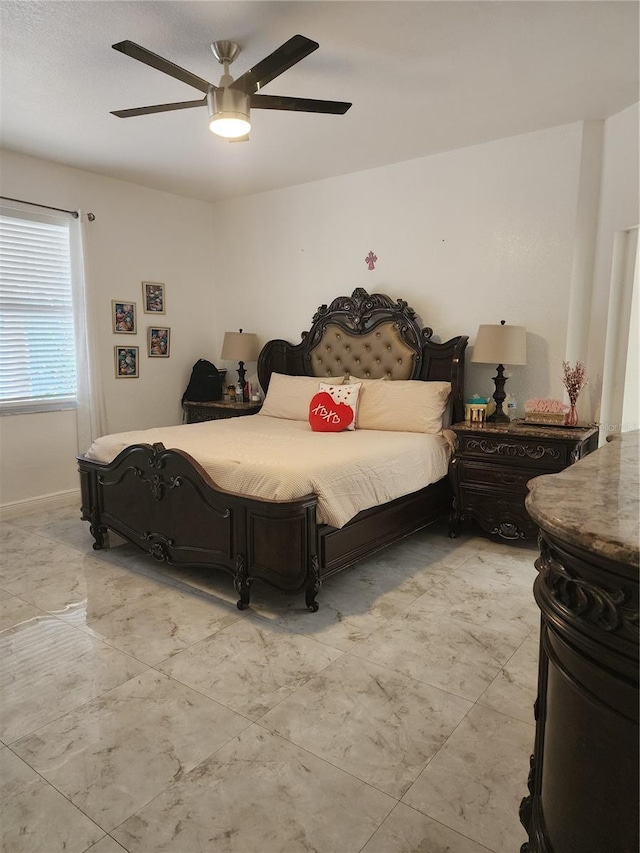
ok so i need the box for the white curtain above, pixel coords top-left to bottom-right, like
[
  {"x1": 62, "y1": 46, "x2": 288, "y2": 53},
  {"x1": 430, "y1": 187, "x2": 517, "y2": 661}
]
[{"x1": 70, "y1": 212, "x2": 108, "y2": 452}]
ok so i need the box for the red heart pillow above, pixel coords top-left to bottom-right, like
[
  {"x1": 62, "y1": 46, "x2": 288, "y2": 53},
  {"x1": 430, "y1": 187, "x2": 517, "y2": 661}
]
[{"x1": 309, "y1": 392, "x2": 354, "y2": 432}]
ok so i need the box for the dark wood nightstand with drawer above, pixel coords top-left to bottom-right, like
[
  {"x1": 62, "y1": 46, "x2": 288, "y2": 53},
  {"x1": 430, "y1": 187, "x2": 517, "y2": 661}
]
[
  {"x1": 448, "y1": 420, "x2": 599, "y2": 541},
  {"x1": 182, "y1": 400, "x2": 262, "y2": 423}
]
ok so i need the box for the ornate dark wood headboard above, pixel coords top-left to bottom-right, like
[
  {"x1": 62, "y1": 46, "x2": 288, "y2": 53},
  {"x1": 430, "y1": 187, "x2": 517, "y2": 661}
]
[{"x1": 258, "y1": 288, "x2": 468, "y2": 423}]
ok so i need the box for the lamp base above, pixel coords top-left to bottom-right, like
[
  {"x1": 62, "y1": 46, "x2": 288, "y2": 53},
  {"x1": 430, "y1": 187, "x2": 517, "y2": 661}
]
[
  {"x1": 236, "y1": 361, "x2": 248, "y2": 402},
  {"x1": 488, "y1": 363, "x2": 509, "y2": 422}
]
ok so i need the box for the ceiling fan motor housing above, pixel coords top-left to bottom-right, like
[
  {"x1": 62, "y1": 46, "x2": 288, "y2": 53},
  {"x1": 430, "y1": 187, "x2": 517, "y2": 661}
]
[{"x1": 207, "y1": 86, "x2": 251, "y2": 137}]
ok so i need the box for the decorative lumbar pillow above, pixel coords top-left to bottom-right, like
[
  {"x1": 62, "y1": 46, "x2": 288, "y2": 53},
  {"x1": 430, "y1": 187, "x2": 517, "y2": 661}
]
[
  {"x1": 259, "y1": 373, "x2": 344, "y2": 421},
  {"x1": 318, "y1": 381, "x2": 362, "y2": 431},
  {"x1": 309, "y1": 391, "x2": 354, "y2": 432},
  {"x1": 356, "y1": 380, "x2": 451, "y2": 433}
]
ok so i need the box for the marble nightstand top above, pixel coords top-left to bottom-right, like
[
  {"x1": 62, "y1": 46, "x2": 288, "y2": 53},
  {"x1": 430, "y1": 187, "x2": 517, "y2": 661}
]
[{"x1": 451, "y1": 420, "x2": 597, "y2": 441}]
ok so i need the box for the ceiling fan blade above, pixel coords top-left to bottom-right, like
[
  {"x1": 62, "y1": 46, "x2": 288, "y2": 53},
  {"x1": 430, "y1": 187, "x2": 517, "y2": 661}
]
[
  {"x1": 250, "y1": 94, "x2": 352, "y2": 115},
  {"x1": 112, "y1": 40, "x2": 214, "y2": 94},
  {"x1": 230, "y1": 35, "x2": 319, "y2": 95},
  {"x1": 228, "y1": 134, "x2": 250, "y2": 143},
  {"x1": 111, "y1": 98, "x2": 207, "y2": 118}
]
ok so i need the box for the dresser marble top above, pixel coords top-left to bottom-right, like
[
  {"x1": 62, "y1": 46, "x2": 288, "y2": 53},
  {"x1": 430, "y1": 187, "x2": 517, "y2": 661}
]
[
  {"x1": 526, "y1": 431, "x2": 639, "y2": 568},
  {"x1": 451, "y1": 420, "x2": 597, "y2": 441}
]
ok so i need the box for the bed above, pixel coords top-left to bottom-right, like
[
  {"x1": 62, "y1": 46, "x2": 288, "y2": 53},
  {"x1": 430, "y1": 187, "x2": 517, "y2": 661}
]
[{"x1": 78, "y1": 288, "x2": 468, "y2": 610}]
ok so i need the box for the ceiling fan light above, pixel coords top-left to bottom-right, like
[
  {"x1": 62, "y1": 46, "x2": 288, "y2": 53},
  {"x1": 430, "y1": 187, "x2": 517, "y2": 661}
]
[
  {"x1": 208, "y1": 87, "x2": 251, "y2": 139},
  {"x1": 210, "y1": 115, "x2": 251, "y2": 138}
]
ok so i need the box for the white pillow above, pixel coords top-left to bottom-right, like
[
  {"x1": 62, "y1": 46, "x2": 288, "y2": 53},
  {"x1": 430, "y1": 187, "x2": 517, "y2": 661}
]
[
  {"x1": 259, "y1": 373, "x2": 344, "y2": 421},
  {"x1": 355, "y1": 380, "x2": 451, "y2": 433},
  {"x1": 345, "y1": 377, "x2": 385, "y2": 428},
  {"x1": 345, "y1": 376, "x2": 386, "y2": 386},
  {"x1": 318, "y1": 382, "x2": 362, "y2": 431}
]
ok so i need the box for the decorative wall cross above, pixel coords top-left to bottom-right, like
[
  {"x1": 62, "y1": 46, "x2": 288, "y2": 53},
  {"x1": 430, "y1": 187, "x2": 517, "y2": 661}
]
[{"x1": 365, "y1": 250, "x2": 377, "y2": 270}]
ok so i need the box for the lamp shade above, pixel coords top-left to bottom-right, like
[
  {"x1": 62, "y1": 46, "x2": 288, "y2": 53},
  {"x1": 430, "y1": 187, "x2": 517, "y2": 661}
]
[
  {"x1": 221, "y1": 330, "x2": 259, "y2": 363},
  {"x1": 471, "y1": 323, "x2": 527, "y2": 366}
]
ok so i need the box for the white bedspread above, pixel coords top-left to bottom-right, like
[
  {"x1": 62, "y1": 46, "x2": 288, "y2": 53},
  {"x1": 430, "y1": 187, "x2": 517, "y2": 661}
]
[{"x1": 85, "y1": 416, "x2": 452, "y2": 528}]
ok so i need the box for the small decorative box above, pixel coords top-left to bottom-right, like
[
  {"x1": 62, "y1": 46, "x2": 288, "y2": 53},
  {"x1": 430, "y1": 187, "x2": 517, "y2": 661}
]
[
  {"x1": 465, "y1": 396, "x2": 495, "y2": 424},
  {"x1": 465, "y1": 402, "x2": 489, "y2": 423},
  {"x1": 524, "y1": 411, "x2": 567, "y2": 426},
  {"x1": 524, "y1": 398, "x2": 569, "y2": 427}
]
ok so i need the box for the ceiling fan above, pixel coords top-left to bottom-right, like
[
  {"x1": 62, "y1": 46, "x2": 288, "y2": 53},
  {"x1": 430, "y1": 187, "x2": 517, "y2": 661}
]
[{"x1": 111, "y1": 35, "x2": 352, "y2": 140}]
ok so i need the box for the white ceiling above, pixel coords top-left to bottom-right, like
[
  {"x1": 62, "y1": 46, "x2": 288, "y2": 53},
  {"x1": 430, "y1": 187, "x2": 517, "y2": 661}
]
[{"x1": 1, "y1": 1, "x2": 638, "y2": 203}]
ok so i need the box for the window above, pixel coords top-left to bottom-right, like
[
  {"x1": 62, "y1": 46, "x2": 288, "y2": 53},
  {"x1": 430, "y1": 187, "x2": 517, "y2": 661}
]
[{"x1": 0, "y1": 207, "x2": 77, "y2": 414}]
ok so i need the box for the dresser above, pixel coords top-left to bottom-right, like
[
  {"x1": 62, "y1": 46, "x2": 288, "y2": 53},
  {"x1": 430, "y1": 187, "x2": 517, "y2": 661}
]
[
  {"x1": 449, "y1": 420, "x2": 599, "y2": 541},
  {"x1": 182, "y1": 400, "x2": 262, "y2": 423},
  {"x1": 520, "y1": 432, "x2": 639, "y2": 853}
]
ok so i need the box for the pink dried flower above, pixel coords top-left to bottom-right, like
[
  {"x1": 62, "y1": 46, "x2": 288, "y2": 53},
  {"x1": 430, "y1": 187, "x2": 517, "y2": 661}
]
[{"x1": 562, "y1": 360, "x2": 587, "y2": 405}]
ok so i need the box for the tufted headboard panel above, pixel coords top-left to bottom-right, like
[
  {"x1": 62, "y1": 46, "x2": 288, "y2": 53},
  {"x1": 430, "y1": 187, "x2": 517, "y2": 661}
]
[
  {"x1": 257, "y1": 288, "x2": 468, "y2": 422},
  {"x1": 309, "y1": 322, "x2": 415, "y2": 380}
]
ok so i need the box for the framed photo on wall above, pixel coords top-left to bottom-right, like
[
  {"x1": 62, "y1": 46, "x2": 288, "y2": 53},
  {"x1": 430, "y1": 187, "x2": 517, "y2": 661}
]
[
  {"x1": 147, "y1": 326, "x2": 170, "y2": 358},
  {"x1": 142, "y1": 281, "x2": 166, "y2": 314},
  {"x1": 112, "y1": 301, "x2": 136, "y2": 334},
  {"x1": 114, "y1": 345, "x2": 139, "y2": 378}
]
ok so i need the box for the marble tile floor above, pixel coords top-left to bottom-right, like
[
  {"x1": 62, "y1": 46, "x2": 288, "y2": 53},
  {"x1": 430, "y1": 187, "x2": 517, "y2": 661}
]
[{"x1": 0, "y1": 506, "x2": 540, "y2": 853}]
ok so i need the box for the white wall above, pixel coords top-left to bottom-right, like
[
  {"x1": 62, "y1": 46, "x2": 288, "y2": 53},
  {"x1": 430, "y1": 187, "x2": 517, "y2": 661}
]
[
  {"x1": 621, "y1": 240, "x2": 639, "y2": 432},
  {"x1": 0, "y1": 149, "x2": 217, "y2": 507},
  {"x1": 588, "y1": 102, "x2": 640, "y2": 427},
  {"x1": 212, "y1": 123, "x2": 585, "y2": 409},
  {"x1": 2, "y1": 108, "x2": 637, "y2": 509},
  {"x1": 0, "y1": 410, "x2": 79, "y2": 507}
]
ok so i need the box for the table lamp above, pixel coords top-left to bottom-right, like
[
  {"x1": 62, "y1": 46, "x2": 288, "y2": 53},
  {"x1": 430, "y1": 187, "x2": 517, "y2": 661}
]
[
  {"x1": 221, "y1": 329, "x2": 259, "y2": 399},
  {"x1": 471, "y1": 321, "x2": 527, "y2": 422}
]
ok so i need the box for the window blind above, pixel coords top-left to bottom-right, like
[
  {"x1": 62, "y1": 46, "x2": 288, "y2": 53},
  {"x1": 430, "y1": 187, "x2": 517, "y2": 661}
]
[{"x1": 0, "y1": 209, "x2": 77, "y2": 413}]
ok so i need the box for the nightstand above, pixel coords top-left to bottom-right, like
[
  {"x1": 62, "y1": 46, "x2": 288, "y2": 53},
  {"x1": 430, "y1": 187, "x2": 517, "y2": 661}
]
[
  {"x1": 448, "y1": 420, "x2": 599, "y2": 541},
  {"x1": 183, "y1": 400, "x2": 262, "y2": 423}
]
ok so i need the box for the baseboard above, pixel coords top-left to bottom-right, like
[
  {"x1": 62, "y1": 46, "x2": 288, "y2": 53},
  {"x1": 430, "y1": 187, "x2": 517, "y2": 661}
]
[{"x1": 0, "y1": 489, "x2": 81, "y2": 521}]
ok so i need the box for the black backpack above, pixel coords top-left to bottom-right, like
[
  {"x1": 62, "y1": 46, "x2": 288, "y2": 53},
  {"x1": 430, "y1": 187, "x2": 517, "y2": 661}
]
[{"x1": 182, "y1": 359, "x2": 223, "y2": 403}]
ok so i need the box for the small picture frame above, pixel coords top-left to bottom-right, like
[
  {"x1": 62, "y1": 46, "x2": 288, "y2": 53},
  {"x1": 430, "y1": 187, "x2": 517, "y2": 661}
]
[
  {"x1": 147, "y1": 326, "x2": 170, "y2": 358},
  {"x1": 142, "y1": 281, "x2": 166, "y2": 314},
  {"x1": 114, "y1": 346, "x2": 139, "y2": 378},
  {"x1": 112, "y1": 301, "x2": 136, "y2": 334}
]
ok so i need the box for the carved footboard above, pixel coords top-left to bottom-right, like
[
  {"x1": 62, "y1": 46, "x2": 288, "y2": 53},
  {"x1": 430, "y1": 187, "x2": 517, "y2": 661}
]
[
  {"x1": 78, "y1": 443, "x2": 320, "y2": 610},
  {"x1": 78, "y1": 441, "x2": 451, "y2": 612}
]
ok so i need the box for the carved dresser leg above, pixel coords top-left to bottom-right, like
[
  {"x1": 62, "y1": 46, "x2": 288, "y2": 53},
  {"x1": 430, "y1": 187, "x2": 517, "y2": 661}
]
[
  {"x1": 448, "y1": 496, "x2": 460, "y2": 538},
  {"x1": 519, "y1": 753, "x2": 535, "y2": 852},
  {"x1": 305, "y1": 555, "x2": 321, "y2": 612},
  {"x1": 233, "y1": 554, "x2": 251, "y2": 610}
]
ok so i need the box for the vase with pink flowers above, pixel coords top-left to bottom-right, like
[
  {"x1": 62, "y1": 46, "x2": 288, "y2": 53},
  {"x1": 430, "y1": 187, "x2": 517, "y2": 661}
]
[{"x1": 562, "y1": 360, "x2": 587, "y2": 427}]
